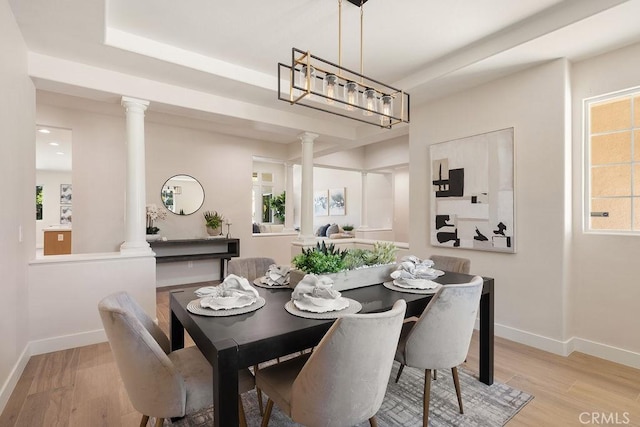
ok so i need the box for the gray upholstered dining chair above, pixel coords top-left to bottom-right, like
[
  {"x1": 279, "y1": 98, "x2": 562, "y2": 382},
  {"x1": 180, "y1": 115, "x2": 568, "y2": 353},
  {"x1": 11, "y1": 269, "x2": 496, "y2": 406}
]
[
  {"x1": 226, "y1": 256, "x2": 277, "y2": 415},
  {"x1": 256, "y1": 299, "x2": 407, "y2": 427},
  {"x1": 227, "y1": 257, "x2": 276, "y2": 282},
  {"x1": 394, "y1": 276, "x2": 483, "y2": 427},
  {"x1": 98, "y1": 292, "x2": 255, "y2": 427},
  {"x1": 429, "y1": 254, "x2": 471, "y2": 274}
]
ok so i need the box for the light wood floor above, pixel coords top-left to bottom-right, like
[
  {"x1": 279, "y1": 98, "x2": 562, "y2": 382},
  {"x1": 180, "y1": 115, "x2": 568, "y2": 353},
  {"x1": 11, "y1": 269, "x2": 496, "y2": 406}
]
[{"x1": 2, "y1": 285, "x2": 640, "y2": 426}]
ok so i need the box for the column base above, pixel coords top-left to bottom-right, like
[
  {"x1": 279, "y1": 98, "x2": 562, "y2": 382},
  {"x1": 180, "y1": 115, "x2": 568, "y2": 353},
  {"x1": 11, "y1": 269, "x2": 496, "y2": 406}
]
[{"x1": 120, "y1": 240, "x2": 153, "y2": 255}]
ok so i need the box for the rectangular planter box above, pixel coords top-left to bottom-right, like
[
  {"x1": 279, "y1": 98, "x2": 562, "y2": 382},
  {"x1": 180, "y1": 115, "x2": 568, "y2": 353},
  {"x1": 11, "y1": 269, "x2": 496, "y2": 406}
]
[{"x1": 289, "y1": 263, "x2": 396, "y2": 291}]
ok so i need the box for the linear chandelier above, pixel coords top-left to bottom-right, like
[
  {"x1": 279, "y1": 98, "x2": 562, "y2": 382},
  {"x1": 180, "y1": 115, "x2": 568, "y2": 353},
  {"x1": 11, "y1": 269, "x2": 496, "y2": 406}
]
[{"x1": 277, "y1": 0, "x2": 410, "y2": 129}]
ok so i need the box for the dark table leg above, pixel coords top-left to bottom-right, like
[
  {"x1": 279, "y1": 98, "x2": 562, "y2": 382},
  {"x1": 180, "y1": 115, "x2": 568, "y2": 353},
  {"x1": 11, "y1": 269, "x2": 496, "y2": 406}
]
[
  {"x1": 220, "y1": 258, "x2": 230, "y2": 281},
  {"x1": 478, "y1": 281, "x2": 494, "y2": 385},
  {"x1": 169, "y1": 295, "x2": 185, "y2": 351},
  {"x1": 212, "y1": 339, "x2": 239, "y2": 427}
]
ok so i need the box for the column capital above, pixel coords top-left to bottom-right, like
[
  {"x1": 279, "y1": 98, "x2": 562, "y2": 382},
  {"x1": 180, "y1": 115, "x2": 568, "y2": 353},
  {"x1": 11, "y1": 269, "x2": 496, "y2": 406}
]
[
  {"x1": 298, "y1": 131, "x2": 319, "y2": 144},
  {"x1": 121, "y1": 96, "x2": 150, "y2": 112}
]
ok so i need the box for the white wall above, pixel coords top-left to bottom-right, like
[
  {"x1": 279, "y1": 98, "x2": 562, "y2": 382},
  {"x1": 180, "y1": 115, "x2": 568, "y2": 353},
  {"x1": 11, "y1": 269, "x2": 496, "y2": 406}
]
[
  {"x1": 0, "y1": 0, "x2": 35, "y2": 411},
  {"x1": 410, "y1": 59, "x2": 572, "y2": 350},
  {"x1": 35, "y1": 170, "x2": 72, "y2": 248},
  {"x1": 570, "y1": 42, "x2": 640, "y2": 360}
]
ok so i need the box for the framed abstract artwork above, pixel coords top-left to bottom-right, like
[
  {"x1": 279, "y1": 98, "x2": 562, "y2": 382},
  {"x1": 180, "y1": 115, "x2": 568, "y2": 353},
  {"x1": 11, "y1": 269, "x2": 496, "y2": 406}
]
[
  {"x1": 430, "y1": 128, "x2": 515, "y2": 253},
  {"x1": 329, "y1": 187, "x2": 346, "y2": 215},
  {"x1": 60, "y1": 205, "x2": 72, "y2": 224},
  {"x1": 313, "y1": 190, "x2": 329, "y2": 216},
  {"x1": 60, "y1": 184, "x2": 72, "y2": 204}
]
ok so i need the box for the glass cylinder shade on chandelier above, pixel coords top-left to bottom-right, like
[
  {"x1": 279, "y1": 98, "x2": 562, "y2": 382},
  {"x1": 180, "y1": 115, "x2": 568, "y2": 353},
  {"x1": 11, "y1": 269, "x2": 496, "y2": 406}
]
[
  {"x1": 323, "y1": 73, "x2": 338, "y2": 104},
  {"x1": 380, "y1": 94, "x2": 393, "y2": 126},
  {"x1": 344, "y1": 81, "x2": 359, "y2": 111},
  {"x1": 298, "y1": 65, "x2": 316, "y2": 93},
  {"x1": 363, "y1": 88, "x2": 379, "y2": 116}
]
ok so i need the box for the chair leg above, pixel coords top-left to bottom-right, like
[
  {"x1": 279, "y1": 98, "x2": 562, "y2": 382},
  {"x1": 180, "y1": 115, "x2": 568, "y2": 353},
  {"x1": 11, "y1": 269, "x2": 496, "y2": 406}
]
[
  {"x1": 451, "y1": 366, "x2": 464, "y2": 414},
  {"x1": 254, "y1": 364, "x2": 264, "y2": 416},
  {"x1": 238, "y1": 395, "x2": 248, "y2": 427},
  {"x1": 140, "y1": 415, "x2": 149, "y2": 427},
  {"x1": 369, "y1": 415, "x2": 379, "y2": 427},
  {"x1": 395, "y1": 363, "x2": 405, "y2": 383},
  {"x1": 261, "y1": 398, "x2": 274, "y2": 427},
  {"x1": 433, "y1": 369, "x2": 437, "y2": 380},
  {"x1": 154, "y1": 417, "x2": 164, "y2": 427},
  {"x1": 423, "y1": 369, "x2": 432, "y2": 427}
]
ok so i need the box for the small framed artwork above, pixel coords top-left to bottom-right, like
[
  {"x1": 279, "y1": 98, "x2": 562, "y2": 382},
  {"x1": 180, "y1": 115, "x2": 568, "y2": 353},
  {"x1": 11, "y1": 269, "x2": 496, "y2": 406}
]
[
  {"x1": 60, "y1": 184, "x2": 72, "y2": 204},
  {"x1": 60, "y1": 206, "x2": 72, "y2": 224},
  {"x1": 329, "y1": 187, "x2": 346, "y2": 215},
  {"x1": 313, "y1": 190, "x2": 329, "y2": 216}
]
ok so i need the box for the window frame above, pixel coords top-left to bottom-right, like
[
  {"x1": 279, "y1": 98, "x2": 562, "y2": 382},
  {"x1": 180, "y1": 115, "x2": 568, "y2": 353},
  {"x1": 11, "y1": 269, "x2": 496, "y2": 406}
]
[{"x1": 583, "y1": 86, "x2": 640, "y2": 235}]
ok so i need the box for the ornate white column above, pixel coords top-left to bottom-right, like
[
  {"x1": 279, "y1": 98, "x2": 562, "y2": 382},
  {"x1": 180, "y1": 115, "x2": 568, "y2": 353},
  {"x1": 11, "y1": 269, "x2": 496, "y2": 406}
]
[
  {"x1": 359, "y1": 171, "x2": 369, "y2": 229},
  {"x1": 299, "y1": 132, "x2": 319, "y2": 241},
  {"x1": 284, "y1": 162, "x2": 295, "y2": 231},
  {"x1": 120, "y1": 96, "x2": 153, "y2": 254}
]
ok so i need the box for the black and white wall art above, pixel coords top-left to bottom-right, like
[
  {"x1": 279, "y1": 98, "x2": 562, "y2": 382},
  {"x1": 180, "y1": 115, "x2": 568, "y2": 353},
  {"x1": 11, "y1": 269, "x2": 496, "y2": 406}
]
[{"x1": 430, "y1": 128, "x2": 515, "y2": 253}]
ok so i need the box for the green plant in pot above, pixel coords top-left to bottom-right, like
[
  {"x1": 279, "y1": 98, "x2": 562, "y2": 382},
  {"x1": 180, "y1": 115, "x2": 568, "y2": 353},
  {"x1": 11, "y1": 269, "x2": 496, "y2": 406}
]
[
  {"x1": 342, "y1": 224, "x2": 354, "y2": 235},
  {"x1": 203, "y1": 210, "x2": 224, "y2": 236},
  {"x1": 269, "y1": 191, "x2": 286, "y2": 223},
  {"x1": 292, "y1": 241, "x2": 347, "y2": 274}
]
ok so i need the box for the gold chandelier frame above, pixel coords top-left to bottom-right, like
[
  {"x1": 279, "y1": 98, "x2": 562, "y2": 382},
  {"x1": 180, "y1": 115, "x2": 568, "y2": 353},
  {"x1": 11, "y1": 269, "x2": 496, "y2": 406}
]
[{"x1": 277, "y1": 0, "x2": 410, "y2": 129}]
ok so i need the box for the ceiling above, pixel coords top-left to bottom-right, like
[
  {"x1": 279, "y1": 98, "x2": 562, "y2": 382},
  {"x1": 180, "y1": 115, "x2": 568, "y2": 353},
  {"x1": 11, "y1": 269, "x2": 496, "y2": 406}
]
[{"x1": 10, "y1": 0, "x2": 640, "y2": 150}]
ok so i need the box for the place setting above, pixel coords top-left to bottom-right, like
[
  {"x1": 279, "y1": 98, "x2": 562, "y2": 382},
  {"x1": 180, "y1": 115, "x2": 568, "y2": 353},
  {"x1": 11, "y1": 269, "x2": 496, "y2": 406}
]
[
  {"x1": 187, "y1": 274, "x2": 266, "y2": 316},
  {"x1": 253, "y1": 264, "x2": 292, "y2": 289},
  {"x1": 285, "y1": 274, "x2": 362, "y2": 319},
  {"x1": 383, "y1": 255, "x2": 445, "y2": 294}
]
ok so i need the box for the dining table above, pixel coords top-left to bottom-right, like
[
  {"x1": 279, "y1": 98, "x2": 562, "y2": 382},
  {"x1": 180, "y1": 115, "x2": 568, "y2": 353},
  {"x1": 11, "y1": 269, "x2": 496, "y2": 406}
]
[{"x1": 169, "y1": 271, "x2": 494, "y2": 427}]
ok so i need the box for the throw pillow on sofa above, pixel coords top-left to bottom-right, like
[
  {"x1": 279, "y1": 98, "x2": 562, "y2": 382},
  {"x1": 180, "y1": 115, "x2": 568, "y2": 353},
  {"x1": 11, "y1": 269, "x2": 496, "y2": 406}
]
[
  {"x1": 317, "y1": 223, "x2": 331, "y2": 237},
  {"x1": 325, "y1": 223, "x2": 340, "y2": 237}
]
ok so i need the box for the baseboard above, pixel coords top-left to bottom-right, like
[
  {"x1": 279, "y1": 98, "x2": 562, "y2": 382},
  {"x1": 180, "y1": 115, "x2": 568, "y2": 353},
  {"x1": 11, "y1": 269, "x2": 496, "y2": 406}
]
[
  {"x1": 475, "y1": 320, "x2": 640, "y2": 369},
  {"x1": 29, "y1": 329, "x2": 107, "y2": 356},
  {"x1": 571, "y1": 337, "x2": 640, "y2": 369},
  {"x1": 493, "y1": 323, "x2": 573, "y2": 356},
  {"x1": 0, "y1": 345, "x2": 31, "y2": 415}
]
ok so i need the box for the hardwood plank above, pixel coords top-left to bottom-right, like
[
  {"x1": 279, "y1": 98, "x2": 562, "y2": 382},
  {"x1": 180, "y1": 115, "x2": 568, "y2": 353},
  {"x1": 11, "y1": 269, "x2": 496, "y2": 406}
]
[
  {"x1": 0, "y1": 357, "x2": 42, "y2": 426},
  {"x1": 28, "y1": 348, "x2": 79, "y2": 395}
]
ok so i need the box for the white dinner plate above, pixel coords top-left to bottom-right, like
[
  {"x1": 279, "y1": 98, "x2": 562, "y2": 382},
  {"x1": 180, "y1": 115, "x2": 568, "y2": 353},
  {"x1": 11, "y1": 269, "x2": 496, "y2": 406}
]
[
  {"x1": 393, "y1": 279, "x2": 440, "y2": 290},
  {"x1": 293, "y1": 297, "x2": 350, "y2": 313}
]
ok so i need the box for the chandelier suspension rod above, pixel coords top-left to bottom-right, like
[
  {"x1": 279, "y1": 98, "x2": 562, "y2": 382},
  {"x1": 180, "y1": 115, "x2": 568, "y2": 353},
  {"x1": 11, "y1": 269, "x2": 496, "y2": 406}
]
[
  {"x1": 360, "y1": 0, "x2": 364, "y2": 78},
  {"x1": 339, "y1": 0, "x2": 342, "y2": 68}
]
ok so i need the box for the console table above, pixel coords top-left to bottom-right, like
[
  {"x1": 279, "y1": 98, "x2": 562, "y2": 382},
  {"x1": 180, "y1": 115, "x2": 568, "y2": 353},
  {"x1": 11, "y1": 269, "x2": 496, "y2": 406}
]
[{"x1": 149, "y1": 238, "x2": 240, "y2": 280}]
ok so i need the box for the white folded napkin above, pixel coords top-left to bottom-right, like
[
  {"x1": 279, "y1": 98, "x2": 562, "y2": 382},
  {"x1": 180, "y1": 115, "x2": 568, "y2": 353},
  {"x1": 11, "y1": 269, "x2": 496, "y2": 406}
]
[
  {"x1": 391, "y1": 255, "x2": 439, "y2": 280},
  {"x1": 291, "y1": 274, "x2": 341, "y2": 301},
  {"x1": 262, "y1": 264, "x2": 291, "y2": 286},
  {"x1": 195, "y1": 274, "x2": 260, "y2": 300}
]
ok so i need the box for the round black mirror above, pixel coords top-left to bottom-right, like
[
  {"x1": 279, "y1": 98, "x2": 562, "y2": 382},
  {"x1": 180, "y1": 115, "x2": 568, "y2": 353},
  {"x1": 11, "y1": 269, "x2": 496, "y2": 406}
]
[{"x1": 161, "y1": 174, "x2": 205, "y2": 215}]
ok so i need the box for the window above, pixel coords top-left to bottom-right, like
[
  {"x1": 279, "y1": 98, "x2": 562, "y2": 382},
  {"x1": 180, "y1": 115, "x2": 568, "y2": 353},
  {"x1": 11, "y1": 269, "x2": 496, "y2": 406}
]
[{"x1": 585, "y1": 89, "x2": 640, "y2": 232}]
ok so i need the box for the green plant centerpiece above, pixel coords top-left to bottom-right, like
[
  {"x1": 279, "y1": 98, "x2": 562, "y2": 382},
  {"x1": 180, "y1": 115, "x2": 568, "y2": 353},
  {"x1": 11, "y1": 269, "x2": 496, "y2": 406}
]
[
  {"x1": 292, "y1": 241, "x2": 348, "y2": 274},
  {"x1": 269, "y1": 191, "x2": 286, "y2": 223},
  {"x1": 290, "y1": 241, "x2": 398, "y2": 291},
  {"x1": 203, "y1": 210, "x2": 224, "y2": 236},
  {"x1": 341, "y1": 224, "x2": 354, "y2": 235}
]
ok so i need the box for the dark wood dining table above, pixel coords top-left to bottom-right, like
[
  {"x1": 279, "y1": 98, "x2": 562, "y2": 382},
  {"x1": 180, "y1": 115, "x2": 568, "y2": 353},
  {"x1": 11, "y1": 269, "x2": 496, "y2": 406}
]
[{"x1": 169, "y1": 271, "x2": 494, "y2": 426}]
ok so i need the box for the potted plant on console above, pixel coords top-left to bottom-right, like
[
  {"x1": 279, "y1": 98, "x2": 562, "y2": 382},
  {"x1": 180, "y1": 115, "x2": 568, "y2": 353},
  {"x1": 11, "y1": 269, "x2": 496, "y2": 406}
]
[
  {"x1": 146, "y1": 204, "x2": 167, "y2": 241},
  {"x1": 203, "y1": 210, "x2": 224, "y2": 237},
  {"x1": 342, "y1": 224, "x2": 354, "y2": 236}
]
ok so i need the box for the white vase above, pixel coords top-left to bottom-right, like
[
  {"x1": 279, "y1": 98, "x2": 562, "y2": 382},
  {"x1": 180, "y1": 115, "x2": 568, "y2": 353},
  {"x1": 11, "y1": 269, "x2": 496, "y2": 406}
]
[
  {"x1": 206, "y1": 226, "x2": 221, "y2": 236},
  {"x1": 146, "y1": 234, "x2": 161, "y2": 241}
]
